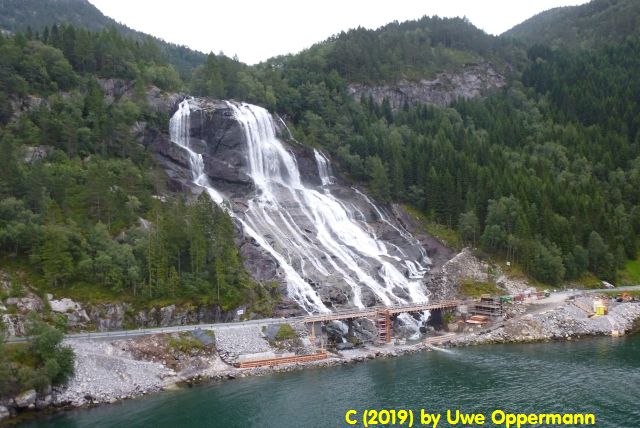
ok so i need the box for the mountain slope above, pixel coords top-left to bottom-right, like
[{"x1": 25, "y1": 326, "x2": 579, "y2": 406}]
[
  {"x1": 504, "y1": 0, "x2": 640, "y2": 48},
  {"x1": 0, "y1": 0, "x2": 206, "y2": 78},
  {"x1": 270, "y1": 16, "x2": 520, "y2": 84}
]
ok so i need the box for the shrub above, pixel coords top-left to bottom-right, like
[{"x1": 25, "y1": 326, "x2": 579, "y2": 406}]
[{"x1": 274, "y1": 324, "x2": 297, "y2": 341}]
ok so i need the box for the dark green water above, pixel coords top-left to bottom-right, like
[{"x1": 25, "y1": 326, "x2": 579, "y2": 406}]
[{"x1": 21, "y1": 335, "x2": 640, "y2": 427}]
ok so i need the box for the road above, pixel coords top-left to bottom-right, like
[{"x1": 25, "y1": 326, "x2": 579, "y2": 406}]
[
  {"x1": 5, "y1": 316, "x2": 303, "y2": 344},
  {"x1": 531, "y1": 284, "x2": 640, "y2": 305},
  {"x1": 4, "y1": 285, "x2": 638, "y2": 344}
]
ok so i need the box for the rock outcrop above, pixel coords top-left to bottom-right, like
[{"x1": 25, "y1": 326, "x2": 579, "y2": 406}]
[
  {"x1": 14, "y1": 390, "x2": 36, "y2": 409},
  {"x1": 348, "y1": 63, "x2": 506, "y2": 110},
  {"x1": 140, "y1": 97, "x2": 447, "y2": 312}
]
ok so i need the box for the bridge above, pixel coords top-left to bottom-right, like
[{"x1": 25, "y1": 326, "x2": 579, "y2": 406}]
[{"x1": 303, "y1": 300, "x2": 461, "y2": 344}]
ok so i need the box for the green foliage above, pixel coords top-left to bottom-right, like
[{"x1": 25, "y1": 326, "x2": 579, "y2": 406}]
[
  {"x1": 314, "y1": 16, "x2": 513, "y2": 84},
  {"x1": 402, "y1": 205, "x2": 462, "y2": 250},
  {"x1": 0, "y1": 0, "x2": 205, "y2": 79},
  {"x1": 138, "y1": 193, "x2": 255, "y2": 308},
  {"x1": 459, "y1": 280, "x2": 503, "y2": 298},
  {"x1": 0, "y1": 320, "x2": 74, "y2": 398},
  {"x1": 526, "y1": 241, "x2": 565, "y2": 285},
  {"x1": 365, "y1": 155, "x2": 391, "y2": 202},
  {"x1": 505, "y1": 0, "x2": 640, "y2": 49},
  {"x1": 0, "y1": 25, "x2": 264, "y2": 313},
  {"x1": 2, "y1": 0, "x2": 640, "y2": 306},
  {"x1": 168, "y1": 333, "x2": 207, "y2": 354},
  {"x1": 26, "y1": 319, "x2": 75, "y2": 385},
  {"x1": 256, "y1": 33, "x2": 640, "y2": 286},
  {"x1": 274, "y1": 323, "x2": 297, "y2": 341},
  {"x1": 619, "y1": 256, "x2": 640, "y2": 286},
  {"x1": 459, "y1": 211, "x2": 480, "y2": 246},
  {"x1": 442, "y1": 312, "x2": 456, "y2": 325}
]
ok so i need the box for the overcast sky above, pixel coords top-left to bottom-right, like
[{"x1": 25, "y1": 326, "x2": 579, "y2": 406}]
[{"x1": 88, "y1": 0, "x2": 588, "y2": 64}]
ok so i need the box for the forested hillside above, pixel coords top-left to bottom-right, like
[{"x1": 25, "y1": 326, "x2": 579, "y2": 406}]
[
  {"x1": 1, "y1": 0, "x2": 640, "y2": 314},
  {"x1": 182, "y1": 3, "x2": 640, "y2": 285},
  {"x1": 0, "y1": 26, "x2": 269, "y2": 311},
  {"x1": 504, "y1": 0, "x2": 640, "y2": 49},
  {"x1": 0, "y1": 0, "x2": 206, "y2": 78}
]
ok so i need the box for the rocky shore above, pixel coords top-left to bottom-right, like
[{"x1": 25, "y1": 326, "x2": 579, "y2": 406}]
[
  {"x1": 449, "y1": 298, "x2": 640, "y2": 347},
  {"x1": 2, "y1": 287, "x2": 639, "y2": 424}
]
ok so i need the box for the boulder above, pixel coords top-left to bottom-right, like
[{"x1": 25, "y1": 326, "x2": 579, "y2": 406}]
[
  {"x1": 49, "y1": 298, "x2": 82, "y2": 313},
  {"x1": 97, "y1": 78, "x2": 133, "y2": 101},
  {"x1": 5, "y1": 296, "x2": 44, "y2": 313},
  {"x1": 0, "y1": 405, "x2": 9, "y2": 421},
  {"x1": 14, "y1": 389, "x2": 36, "y2": 408}
]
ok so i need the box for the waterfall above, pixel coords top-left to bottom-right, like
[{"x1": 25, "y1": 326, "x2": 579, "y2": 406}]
[
  {"x1": 314, "y1": 149, "x2": 334, "y2": 186},
  {"x1": 169, "y1": 99, "x2": 431, "y2": 315},
  {"x1": 2, "y1": 314, "x2": 17, "y2": 337}
]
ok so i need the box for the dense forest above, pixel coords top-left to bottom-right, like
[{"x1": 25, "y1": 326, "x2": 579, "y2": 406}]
[
  {"x1": 0, "y1": 0, "x2": 206, "y2": 78},
  {"x1": 505, "y1": 0, "x2": 640, "y2": 49},
  {"x1": 1, "y1": 0, "x2": 640, "y2": 320},
  {"x1": 184, "y1": 14, "x2": 640, "y2": 286},
  {"x1": 0, "y1": 26, "x2": 268, "y2": 312}
]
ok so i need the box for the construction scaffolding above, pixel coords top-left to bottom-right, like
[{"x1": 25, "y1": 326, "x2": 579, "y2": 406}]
[{"x1": 472, "y1": 296, "x2": 503, "y2": 317}]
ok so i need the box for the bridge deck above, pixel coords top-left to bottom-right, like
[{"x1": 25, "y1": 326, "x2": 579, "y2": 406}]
[{"x1": 303, "y1": 300, "x2": 461, "y2": 323}]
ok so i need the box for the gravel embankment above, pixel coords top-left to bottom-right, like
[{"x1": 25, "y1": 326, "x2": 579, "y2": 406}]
[
  {"x1": 54, "y1": 340, "x2": 175, "y2": 407},
  {"x1": 213, "y1": 325, "x2": 272, "y2": 363},
  {"x1": 450, "y1": 301, "x2": 640, "y2": 346}
]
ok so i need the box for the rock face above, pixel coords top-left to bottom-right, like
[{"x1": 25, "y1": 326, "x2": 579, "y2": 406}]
[
  {"x1": 86, "y1": 302, "x2": 237, "y2": 331},
  {"x1": 143, "y1": 96, "x2": 452, "y2": 314},
  {"x1": 348, "y1": 63, "x2": 506, "y2": 110}
]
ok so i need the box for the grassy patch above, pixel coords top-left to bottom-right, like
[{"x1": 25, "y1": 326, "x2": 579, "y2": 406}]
[
  {"x1": 168, "y1": 333, "x2": 206, "y2": 354},
  {"x1": 459, "y1": 280, "x2": 503, "y2": 298},
  {"x1": 46, "y1": 282, "x2": 125, "y2": 304},
  {"x1": 618, "y1": 256, "x2": 640, "y2": 286},
  {"x1": 274, "y1": 324, "x2": 297, "y2": 341},
  {"x1": 601, "y1": 289, "x2": 640, "y2": 296},
  {"x1": 570, "y1": 273, "x2": 604, "y2": 290},
  {"x1": 4, "y1": 343, "x2": 32, "y2": 365},
  {"x1": 402, "y1": 205, "x2": 462, "y2": 250}
]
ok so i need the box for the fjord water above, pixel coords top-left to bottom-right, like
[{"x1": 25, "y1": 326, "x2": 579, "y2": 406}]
[
  {"x1": 23, "y1": 336, "x2": 640, "y2": 427},
  {"x1": 170, "y1": 100, "x2": 430, "y2": 314}
]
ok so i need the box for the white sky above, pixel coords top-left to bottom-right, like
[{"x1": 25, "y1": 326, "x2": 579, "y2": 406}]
[{"x1": 88, "y1": 0, "x2": 588, "y2": 64}]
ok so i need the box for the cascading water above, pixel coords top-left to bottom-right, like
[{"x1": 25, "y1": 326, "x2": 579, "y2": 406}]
[
  {"x1": 2, "y1": 314, "x2": 17, "y2": 337},
  {"x1": 314, "y1": 149, "x2": 334, "y2": 186},
  {"x1": 169, "y1": 99, "x2": 431, "y2": 319}
]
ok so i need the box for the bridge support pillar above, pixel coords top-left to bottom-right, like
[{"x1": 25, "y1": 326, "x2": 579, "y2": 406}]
[{"x1": 376, "y1": 310, "x2": 391, "y2": 344}]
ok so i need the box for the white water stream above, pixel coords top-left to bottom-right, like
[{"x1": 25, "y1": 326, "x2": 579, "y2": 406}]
[{"x1": 169, "y1": 99, "x2": 430, "y2": 317}]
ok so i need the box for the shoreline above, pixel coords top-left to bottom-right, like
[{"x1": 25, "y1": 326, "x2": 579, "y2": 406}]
[{"x1": 3, "y1": 300, "x2": 640, "y2": 425}]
